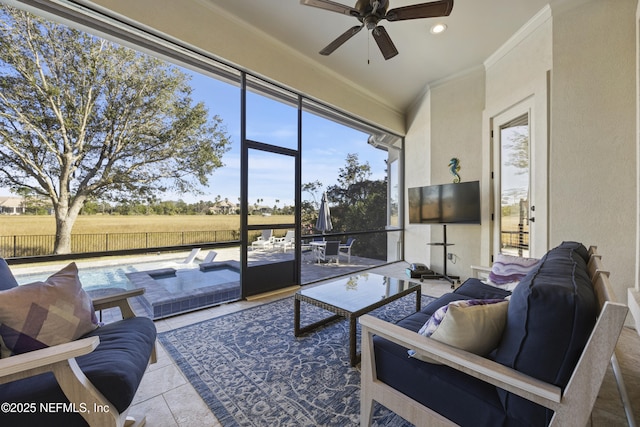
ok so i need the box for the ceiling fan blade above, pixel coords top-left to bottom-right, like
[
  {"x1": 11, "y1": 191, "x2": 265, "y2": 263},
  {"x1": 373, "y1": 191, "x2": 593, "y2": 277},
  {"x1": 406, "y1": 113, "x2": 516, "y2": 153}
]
[
  {"x1": 300, "y1": 0, "x2": 360, "y2": 17},
  {"x1": 320, "y1": 25, "x2": 364, "y2": 56},
  {"x1": 385, "y1": 0, "x2": 453, "y2": 21},
  {"x1": 372, "y1": 26, "x2": 398, "y2": 60}
]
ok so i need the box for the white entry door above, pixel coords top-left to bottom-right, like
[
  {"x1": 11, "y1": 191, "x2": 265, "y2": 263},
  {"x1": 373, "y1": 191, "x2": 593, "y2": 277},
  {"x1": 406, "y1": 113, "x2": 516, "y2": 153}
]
[{"x1": 492, "y1": 98, "x2": 547, "y2": 258}]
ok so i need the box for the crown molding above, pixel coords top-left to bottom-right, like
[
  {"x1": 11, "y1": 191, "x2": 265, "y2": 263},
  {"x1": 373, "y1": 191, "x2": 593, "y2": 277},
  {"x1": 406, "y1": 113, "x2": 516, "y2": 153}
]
[{"x1": 484, "y1": 5, "x2": 552, "y2": 70}]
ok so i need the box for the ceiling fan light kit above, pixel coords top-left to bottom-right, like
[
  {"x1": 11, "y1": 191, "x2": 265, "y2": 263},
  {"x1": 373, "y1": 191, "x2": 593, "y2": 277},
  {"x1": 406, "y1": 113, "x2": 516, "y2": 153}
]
[{"x1": 301, "y1": 0, "x2": 454, "y2": 60}]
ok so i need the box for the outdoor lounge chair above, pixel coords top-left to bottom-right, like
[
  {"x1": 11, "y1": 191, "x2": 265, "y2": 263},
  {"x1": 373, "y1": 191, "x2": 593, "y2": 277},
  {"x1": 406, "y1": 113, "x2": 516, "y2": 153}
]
[
  {"x1": 339, "y1": 237, "x2": 356, "y2": 263},
  {"x1": 251, "y1": 230, "x2": 273, "y2": 250},
  {"x1": 202, "y1": 250, "x2": 218, "y2": 263},
  {"x1": 0, "y1": 259, "x2": 157, "y2": 426},
  {"x1": 273, "y1": 230, "x2": 295, "y2": 252},
  {"x1": 316, "y1": 240, "x2": 340, "y2": 264},
  {"x1": 198, "y1": 250, "x2": 218, "y2": 271},
  {"x1": 180, "y1": 248, "x2": 201, "y2": 264}
]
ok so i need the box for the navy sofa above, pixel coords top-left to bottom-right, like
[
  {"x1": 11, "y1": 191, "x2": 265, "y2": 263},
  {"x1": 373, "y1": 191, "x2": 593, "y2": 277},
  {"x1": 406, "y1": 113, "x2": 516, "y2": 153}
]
[
  {"x1": 366, "y1": 242, "x2": 601, "y2": 426},
  {"x1": 0, "y1": 259, "x2": 156, "y2": 426}
]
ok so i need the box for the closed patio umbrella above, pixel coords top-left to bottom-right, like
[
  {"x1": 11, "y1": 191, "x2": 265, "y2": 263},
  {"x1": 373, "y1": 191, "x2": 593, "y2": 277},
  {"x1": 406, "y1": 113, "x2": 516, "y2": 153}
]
[{"x1": 315, "y1": 192, "x2": 333, "y2": 233}]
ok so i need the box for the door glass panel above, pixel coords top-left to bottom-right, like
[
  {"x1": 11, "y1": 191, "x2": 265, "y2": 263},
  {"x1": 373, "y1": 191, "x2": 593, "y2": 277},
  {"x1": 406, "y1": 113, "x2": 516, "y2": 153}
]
[
  {"x1": 389, "y1": 157, "x2": 400, "y2": 228},
  {"x1": 246, "y1": 78, "x2": 298, "y2": 150},
  {"x1": 500, "y1": 114, "x2": 530, "y2": 257},
  {"x1": 245, "y1": 147, "x2": 296, "y2": 297},
  {"x1": 247, "y1": 150, "x2": 295, "y2": 229}
]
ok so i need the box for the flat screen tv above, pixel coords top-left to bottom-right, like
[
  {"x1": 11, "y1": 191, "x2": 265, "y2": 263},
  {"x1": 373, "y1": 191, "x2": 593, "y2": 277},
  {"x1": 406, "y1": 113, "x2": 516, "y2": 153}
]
[{"x1": 408, "y1": 181, "x2": 481, "y2": 224}]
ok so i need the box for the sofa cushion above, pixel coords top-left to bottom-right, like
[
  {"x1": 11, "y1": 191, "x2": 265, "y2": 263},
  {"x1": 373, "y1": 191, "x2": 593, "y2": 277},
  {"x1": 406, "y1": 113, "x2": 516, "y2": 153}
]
[
  {"x1": 0, "y1": 316, "x2": 156, "y2": 426},
  {"x1": 0, "y1": 263, "x2": 98, "y2": 357},
  {"x1": 374, "y1": 324, "x2": 521, "y2": 426},
  {"x1": 373, "y1": 290, "x2": 522, "y2": 426},
  {"x1": 0, "y1": 258, "x2": 18, "y2": 291},
  {"x1": 421, "y1": 293, "x2": 470, "y2": 316},
  {"x1": 454, "y1": 278, "x2": 512, "y2": 300},
  {"x1": 494, "y1": 241, "x2": 597, "y2": 425}
]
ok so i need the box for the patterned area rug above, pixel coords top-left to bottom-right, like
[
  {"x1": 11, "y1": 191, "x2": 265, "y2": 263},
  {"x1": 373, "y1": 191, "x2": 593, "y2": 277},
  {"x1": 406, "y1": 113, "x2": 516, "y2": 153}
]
[{"x1": 159, "y1": 293, "x2": 432, "y2": 426}]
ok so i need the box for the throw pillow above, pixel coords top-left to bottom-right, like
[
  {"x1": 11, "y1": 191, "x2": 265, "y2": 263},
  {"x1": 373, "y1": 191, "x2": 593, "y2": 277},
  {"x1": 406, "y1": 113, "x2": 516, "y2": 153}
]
[
  {"x1": 487, "y1": 253, "x2": 539, "y2": 288},
  {"x1": 0, "y1": 263, "x2": 98, "y2": 357},
  {"x1": 409, "y1": 299, "x2": 509, "y2": 362}
]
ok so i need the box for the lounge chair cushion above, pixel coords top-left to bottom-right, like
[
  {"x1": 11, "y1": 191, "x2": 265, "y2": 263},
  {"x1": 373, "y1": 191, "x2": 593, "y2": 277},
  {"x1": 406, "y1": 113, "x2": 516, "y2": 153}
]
[
  {"x1": 0, "y1": 316, "x2": 157, "y2": 426},
  {"x1": 0, "y1": 263, "x2": 98, "y2": 357}
]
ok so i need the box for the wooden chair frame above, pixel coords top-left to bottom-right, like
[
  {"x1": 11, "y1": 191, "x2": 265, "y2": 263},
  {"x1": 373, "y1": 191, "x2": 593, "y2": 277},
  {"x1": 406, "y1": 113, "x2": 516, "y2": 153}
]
[
  {"x1": 0, "y1": 288, "x2": 156, "y2": 427},
  {"x1": 360, "y1": 246, "x2": 630, "y2": 427}
]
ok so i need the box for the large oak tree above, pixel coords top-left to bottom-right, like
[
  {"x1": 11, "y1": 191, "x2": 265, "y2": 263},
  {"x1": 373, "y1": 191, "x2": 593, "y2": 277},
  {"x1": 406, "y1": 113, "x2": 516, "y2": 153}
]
[{"x1": 0, "y1": 7, "x2": 231, "y2": 254}]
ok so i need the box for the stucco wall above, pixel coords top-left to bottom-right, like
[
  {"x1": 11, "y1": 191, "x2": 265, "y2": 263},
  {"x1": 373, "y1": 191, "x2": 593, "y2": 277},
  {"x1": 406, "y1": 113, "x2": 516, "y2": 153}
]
[
  {"x1": 404, "y1": 68, "x2": 485, "y2": 277},
  {"x1": 404, "y1": 89, "x2": 432, "y2": 267},
  {"x1": 550, "y1": 0, "x2": 636, "y2": 303},
  {"x1": 482, "y1": 11, "x2": 552, "y2": 260},
  {"x1": 405, "y1": 10, "x2": 553, "y2": 278},
  {"x1": 427, "y1": 69, "x2": 485, "y2": 278}
]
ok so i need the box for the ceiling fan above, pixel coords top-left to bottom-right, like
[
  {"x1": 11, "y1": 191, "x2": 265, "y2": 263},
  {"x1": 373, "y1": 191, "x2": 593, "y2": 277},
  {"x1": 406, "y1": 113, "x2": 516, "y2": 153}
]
[{"x1": 300, "y1": 0, "x2": 454, "y2": 60}]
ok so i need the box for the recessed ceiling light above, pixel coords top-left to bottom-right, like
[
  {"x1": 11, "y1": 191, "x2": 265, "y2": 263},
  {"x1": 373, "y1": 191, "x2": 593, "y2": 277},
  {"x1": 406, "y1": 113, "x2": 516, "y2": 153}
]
[{"x1": 430, "y1": 23, "x2": 447, "y2": 34}]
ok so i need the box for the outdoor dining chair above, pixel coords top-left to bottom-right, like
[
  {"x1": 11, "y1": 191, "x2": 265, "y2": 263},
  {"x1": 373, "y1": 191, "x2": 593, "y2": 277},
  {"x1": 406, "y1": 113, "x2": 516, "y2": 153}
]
[
  {"x1": 316, "y1": 240, "x2": 340, "y2": 264},
  {"x1": 339, "y1": 238, "x2": 356, "y2": 263}
]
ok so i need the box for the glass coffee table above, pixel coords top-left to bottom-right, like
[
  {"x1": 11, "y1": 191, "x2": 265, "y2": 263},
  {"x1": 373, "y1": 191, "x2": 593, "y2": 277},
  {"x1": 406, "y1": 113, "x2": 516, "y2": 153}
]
[{"x1": 294, "y1": 272, "x2": 421, "y2": 366}]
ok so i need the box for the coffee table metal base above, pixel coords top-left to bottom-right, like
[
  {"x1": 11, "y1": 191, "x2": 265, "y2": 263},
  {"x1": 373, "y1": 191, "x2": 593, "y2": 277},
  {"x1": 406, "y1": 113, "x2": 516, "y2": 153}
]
[{"x1": 294, "y1": 285, "x2": 421, "y2": 366}]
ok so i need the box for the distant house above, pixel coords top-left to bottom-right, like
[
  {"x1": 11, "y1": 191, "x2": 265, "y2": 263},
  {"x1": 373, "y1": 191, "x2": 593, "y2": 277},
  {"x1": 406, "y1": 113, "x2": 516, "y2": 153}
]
[
  {"x1": 0, "y1": 197, "x2": 25, "y2": 215},
  {"x1": 208, "y1": 200, "x2": 238, "y2": 215}
]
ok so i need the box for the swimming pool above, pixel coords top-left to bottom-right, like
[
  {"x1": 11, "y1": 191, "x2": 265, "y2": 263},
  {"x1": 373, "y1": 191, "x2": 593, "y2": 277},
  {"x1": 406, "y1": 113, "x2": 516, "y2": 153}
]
[
  {"x1": 126, "y1": 261, "x2": 241, "y2": 319},
  {"x1": 15, "y1": 264, "x2": 138, "y2": 291},
  {"x1": 153, "y1": 266, "x2": 239, "y2": 294},
  {"x1": 14, "y1": 260, "x2": 242, "y2": 320}
]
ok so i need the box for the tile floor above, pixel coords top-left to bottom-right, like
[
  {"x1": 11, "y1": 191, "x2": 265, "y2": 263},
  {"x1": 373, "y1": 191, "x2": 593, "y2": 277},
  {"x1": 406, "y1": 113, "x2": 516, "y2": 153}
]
[{"x1": 124, "y1": 262, "x2": 640, "y2": 426}]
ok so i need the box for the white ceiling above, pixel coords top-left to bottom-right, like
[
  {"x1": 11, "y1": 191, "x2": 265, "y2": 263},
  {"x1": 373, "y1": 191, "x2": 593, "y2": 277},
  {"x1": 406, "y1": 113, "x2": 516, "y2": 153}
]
[{"x1": 204, "y1": 0, "x2": 577, "y2": 112}]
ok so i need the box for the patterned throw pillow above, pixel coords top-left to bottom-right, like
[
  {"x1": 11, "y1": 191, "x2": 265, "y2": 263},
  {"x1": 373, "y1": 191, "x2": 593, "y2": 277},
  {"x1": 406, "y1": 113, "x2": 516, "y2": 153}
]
[
  {"x1": 0, "y1": 263, "x2": 98, "y2": 357},
  {"x1": 409, "y1": 299, "x2": 509, "y2": 362},
  {"x1": 487, "y1": 253, "x2": 539, "y2": 287}
]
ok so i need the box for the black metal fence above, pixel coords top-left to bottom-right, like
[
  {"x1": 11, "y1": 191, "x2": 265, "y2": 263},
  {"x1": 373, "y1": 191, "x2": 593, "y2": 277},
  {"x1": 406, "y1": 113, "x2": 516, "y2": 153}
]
[{"x1": 0, "y1": 230, "x2": 239, "y2": 258}]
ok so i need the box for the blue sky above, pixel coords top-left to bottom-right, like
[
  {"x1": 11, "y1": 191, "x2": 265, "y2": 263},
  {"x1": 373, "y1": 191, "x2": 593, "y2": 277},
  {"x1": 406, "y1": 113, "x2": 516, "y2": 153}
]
[{"x1": 172, "y1": 69, "x2": 389, "y2": 207}]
